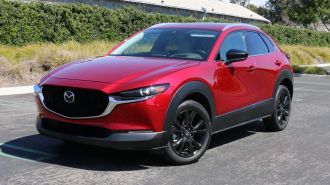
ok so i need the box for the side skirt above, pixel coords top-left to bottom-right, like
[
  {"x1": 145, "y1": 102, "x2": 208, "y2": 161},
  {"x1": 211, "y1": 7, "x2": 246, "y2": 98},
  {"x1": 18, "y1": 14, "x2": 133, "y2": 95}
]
[{"x1": 211, "y1": 98, "x2": 274, "y2": 134}]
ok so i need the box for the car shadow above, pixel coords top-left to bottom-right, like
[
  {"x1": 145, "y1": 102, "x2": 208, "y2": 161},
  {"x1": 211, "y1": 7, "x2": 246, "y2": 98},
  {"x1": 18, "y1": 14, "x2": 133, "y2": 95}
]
[
  {"x1": 209, "y1": 120, "x2": 268, "y2": 149},
  {"x1": 1, "y1": 120, "x2": 268, "y2": 171}
]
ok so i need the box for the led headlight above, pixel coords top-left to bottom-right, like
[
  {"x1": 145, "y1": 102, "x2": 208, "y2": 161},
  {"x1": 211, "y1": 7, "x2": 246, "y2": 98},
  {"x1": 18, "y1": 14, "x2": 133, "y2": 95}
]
[{"x1": 112, "y1": 84, "x2": 169, "y2": 101}]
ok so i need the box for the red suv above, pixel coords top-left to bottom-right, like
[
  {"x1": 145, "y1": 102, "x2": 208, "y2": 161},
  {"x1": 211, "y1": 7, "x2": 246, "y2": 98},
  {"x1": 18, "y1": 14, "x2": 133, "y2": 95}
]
[{"x1": 34, "y1": 23, "x2": 293, "y2": 164}]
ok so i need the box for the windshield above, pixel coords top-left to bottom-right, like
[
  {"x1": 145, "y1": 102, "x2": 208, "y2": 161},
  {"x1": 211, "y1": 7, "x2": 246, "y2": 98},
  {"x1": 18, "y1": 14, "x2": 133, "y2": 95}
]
[{"x1": 111, "y1": 28, "x2": 221, "y2": 61}]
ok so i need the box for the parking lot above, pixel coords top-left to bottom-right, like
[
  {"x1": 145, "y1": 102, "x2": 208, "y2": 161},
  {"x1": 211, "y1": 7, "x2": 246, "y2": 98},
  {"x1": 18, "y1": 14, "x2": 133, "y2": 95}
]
[{"x1": 0, "y1": 76, "x2": 330, "y2": 185}]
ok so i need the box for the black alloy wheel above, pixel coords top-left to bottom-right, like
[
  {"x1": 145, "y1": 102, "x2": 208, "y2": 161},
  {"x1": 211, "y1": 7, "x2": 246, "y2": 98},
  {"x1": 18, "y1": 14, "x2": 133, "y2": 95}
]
[
  {"x1": 276, "y1": 88, "x2": 291, "y2": 126},
  {"x1": 264, "y1": 85, "x2": 291, "y2": 131},
  {"x1": 164, "y1": 100, "x2": 211, "y2": 164},
  {"x1": 171, "y1": 109, "x2": 207, "y2": 158}
]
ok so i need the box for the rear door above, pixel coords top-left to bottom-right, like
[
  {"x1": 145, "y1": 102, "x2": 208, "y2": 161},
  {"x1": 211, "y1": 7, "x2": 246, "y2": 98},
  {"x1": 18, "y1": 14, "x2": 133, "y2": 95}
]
[{"x1": 245, "y1": 31, "x2": 278, "y2": 102}]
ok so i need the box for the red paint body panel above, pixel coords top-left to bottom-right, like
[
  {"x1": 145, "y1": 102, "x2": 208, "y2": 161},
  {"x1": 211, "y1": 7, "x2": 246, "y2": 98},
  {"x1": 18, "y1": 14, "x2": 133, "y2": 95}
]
[{"x1": 35, "y1": 23, "x2": 293, "y2": 133}]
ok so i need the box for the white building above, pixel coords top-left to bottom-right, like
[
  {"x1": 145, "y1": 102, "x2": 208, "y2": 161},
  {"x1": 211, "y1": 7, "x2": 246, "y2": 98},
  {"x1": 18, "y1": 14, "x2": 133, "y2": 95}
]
[{"x1": 37, "y1": 0, "x2": 271, "y2": 23}]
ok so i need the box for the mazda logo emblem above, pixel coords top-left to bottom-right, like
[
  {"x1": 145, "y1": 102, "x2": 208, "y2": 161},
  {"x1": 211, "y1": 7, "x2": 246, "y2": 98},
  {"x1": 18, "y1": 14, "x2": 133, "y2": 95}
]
[{"x1": 64, "y1": 91, "x2": 75, "y2": 103}]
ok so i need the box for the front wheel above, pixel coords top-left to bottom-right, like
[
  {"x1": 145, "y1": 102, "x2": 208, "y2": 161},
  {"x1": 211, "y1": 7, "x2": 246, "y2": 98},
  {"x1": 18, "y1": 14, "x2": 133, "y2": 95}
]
[
  {"x1": 163, "y1": 100, "x2": 211, "y2": 165},
  {"x1": 263, "y1": 85, "x2": 292, "y2": 131}
]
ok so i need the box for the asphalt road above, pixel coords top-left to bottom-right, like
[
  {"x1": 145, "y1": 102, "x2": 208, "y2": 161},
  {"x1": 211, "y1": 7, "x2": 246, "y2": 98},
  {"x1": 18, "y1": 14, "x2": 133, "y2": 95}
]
[{"x1": 0, "y1": 76, "x2": 330, "y2": 185}]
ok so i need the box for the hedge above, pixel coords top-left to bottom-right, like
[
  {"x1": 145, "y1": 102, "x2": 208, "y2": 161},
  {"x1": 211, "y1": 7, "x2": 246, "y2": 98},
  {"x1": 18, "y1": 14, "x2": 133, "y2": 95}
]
[{"x1": 0, "y1": 0, "x2": 329, "y2": 47}]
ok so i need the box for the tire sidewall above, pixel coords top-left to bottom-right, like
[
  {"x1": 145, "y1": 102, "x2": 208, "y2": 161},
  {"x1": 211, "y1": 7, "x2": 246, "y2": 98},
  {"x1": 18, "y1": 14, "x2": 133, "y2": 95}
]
[{"x1": 273, "y1": 85, "x2": 291, "y2": 130}]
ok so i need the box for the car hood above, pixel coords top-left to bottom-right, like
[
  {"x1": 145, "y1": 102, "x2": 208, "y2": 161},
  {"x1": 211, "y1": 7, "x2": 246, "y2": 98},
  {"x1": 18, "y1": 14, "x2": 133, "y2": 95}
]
[{"x1": 49, "y1": 56, "x2": 200, "y2": 83}]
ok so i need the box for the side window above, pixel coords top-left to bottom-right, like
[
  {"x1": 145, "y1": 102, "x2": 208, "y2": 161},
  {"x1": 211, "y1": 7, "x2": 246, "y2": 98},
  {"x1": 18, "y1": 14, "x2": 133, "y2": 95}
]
[
  {"x1": 259, "y1": 33, "x2": 275, "y2": 52},
  {"x1": 219, "y1": 32, "x2": 247, "y2": 61},
  {"x1": 245, "y1": 32, "x2": 269, "y2": 55}
]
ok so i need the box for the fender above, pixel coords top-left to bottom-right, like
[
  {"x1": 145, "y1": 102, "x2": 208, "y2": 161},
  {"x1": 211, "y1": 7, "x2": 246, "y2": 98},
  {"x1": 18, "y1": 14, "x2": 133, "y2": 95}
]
[
  {"x1": 163, "y1": 81, "x2": 216, "y2": 133},
  {"x1": 273, "y1": 69, "x2": 294, "y2": 98}
]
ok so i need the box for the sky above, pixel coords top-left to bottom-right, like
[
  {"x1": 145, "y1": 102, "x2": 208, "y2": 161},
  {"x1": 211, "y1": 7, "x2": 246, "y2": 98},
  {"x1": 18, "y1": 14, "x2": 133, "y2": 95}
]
[{"x1": 223, "y1": 0, "x2": 267, "y2": 7}]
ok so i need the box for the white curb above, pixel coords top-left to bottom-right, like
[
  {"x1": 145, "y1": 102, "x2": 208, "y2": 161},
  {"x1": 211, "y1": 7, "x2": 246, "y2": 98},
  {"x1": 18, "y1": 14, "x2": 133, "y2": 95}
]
[
  {"x1": 0, "y1": 86, "x2": 34, "y2": 96},
  {"x1": 294, "y1": 73, "x2": 330, "y2": 78},
  {"x1": 300, "y1": 63, "x2": 330, "y2": 67}
]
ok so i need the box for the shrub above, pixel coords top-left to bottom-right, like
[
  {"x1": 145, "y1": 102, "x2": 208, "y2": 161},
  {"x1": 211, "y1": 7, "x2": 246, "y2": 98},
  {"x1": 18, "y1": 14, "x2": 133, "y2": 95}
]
[
  {"x1": 260, "y1": 24, "x2": 330, "y2": 47},
  {"x1": 292, "y1": 65, "x2": 328, "y2": 75},
  {"x1": 0, "y1": 0, "x2": 329, "y2": 47}
]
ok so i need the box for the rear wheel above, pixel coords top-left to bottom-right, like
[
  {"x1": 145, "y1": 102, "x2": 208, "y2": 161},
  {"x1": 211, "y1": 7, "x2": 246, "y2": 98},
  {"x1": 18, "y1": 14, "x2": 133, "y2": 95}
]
[
  {"x1": 163, "y1": 100, "x2": 211, "y2": 165},
  {"x1": 263, "y1": 85, "x2": 291, "y2": 131}
]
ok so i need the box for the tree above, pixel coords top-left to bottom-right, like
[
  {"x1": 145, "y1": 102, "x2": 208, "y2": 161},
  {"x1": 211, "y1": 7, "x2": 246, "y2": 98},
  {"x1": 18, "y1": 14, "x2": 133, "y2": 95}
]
[
  {"x1": 247, "y1": 4, "x2": 272, "y2": 21},
  {"x1": 288, "y1": 0, "x2": 330, "y2": 31},
  {"x1": 230, "y1": 0, "x2": 250, "y2": 7},
  {"x1": 265, "y1": 0, "x2": 291, "y2": 23}
]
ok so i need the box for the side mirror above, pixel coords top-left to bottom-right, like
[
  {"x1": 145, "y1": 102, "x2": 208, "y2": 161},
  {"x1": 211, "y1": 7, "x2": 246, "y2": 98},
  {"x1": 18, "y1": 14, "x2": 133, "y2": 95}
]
[{"x1": 225, "y1": 49, "x2": 248, "y2": 64}]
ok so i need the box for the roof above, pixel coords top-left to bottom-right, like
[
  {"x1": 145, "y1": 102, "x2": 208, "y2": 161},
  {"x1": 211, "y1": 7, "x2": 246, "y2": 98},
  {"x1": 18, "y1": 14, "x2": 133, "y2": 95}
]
[
  {"x1": 121, "y1": 0, "x2": 270, "y2": 23},
  {"x1": 150, "y1": 23, "x2": 261, "y2": 31}
]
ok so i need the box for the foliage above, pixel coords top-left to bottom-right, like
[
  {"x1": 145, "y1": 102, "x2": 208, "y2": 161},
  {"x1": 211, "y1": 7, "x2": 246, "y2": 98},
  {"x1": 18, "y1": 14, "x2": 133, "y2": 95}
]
[
  {"x1": 0, "y1": 0, "x2": 329, "y2": 47},
  {"x1": 287, "y1": 0, "x2": 330, "y2": 31},
  {"x1": 264, "y1": 0, "x2": 290, "y2": 23},
  {"x1": 292, "y1": 65, "x2": 327, "y2": 75},
  {"x1": 260, "y1": 24, "x2": 330, "y2": 47},
  {"x1": 0, "y1": 0, "x2": 224, "y2": 46},
  {"x1": 230, "y1": 0, "x2": 250, "y2": 7}
]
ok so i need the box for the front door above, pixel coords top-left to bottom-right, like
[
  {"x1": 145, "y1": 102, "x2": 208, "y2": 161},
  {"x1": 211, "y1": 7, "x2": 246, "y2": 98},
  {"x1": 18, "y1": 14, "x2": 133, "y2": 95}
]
[{"x1": 213, "y1": 31, "x2": 257, "y2": 130}]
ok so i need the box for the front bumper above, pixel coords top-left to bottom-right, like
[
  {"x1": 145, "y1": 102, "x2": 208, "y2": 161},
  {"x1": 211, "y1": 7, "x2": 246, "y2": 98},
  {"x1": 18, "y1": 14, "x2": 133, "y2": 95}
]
[{"x1": 36, "y1": 117, "x2": 169, "y2": 150}]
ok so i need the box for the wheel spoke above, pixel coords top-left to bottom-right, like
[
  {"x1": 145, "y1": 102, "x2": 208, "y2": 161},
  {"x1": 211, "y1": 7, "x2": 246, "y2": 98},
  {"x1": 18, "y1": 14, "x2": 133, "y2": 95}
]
[
  {"x1": 189, "y1": 111, "x2": 197, "y2": 124},
  {"x1": 283, "y1": 109, "x2": 289, "y2": 116},
  {"x1": 277, "y1": 109, "x2": 282, "y2": 114},
  {"x1": 283, "y1": 97, "x2": 290, "y2": 107},
  {"x1": 191, "y1": 137, "x2": 202, "y2": 149},
  {"x1": 172, "y1": 138, "x2": 184, "y2": 149},
  {"x1": 277, "y1": 112, "x2": 283, "y2": 121},
  {"x1": 190, "y1": 129, "x2": 206, "y2": 135},
  {"x1": 187, "y1": 138, "x2": 194, "y2": 154},
  {"x1": 193, "y1": 120, "x2": 203, "y2": 130},
  {"x1": 178, "y1": 138, "x2": 186, "y2": 154},
  {"x1": 184, "y1": 111, "x2": 190, "y2": 124}
]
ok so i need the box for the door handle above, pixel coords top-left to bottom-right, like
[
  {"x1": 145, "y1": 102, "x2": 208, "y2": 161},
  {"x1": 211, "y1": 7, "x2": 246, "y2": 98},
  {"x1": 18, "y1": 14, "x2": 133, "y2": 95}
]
[
  {"x1": 246, "y1": 65, "x2": 256, "y2": 72},
  {"x1": 275, "y1": 60, "x2": 282, "y2": 66}
]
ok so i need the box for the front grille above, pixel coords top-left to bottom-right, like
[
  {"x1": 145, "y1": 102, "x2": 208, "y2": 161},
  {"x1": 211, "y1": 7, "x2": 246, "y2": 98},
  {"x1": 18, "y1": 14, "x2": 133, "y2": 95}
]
[
  {"x1": 42, "y1": 118, "x2": 111, "y2": 138},
  {"x1": 42, "y1": 85, "x2": 109, "y2": 118}
]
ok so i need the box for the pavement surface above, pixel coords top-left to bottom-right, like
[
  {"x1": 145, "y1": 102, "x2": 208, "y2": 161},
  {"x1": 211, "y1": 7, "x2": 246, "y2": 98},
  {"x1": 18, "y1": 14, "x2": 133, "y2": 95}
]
[{"x1": 0, "y1": 76, "x2": 330, "y2": 185}]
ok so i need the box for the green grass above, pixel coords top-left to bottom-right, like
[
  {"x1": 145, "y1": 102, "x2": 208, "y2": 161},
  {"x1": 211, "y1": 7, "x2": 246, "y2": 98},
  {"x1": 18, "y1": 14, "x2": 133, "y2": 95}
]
[
  {"x1": 280, "y1": 45, "x2": 330, "y2": 65},
  {"x1": 0, "y1": 41, "x2": 116, "y2": 64},
  {"x1": 292, "y1": 65, "x2": 328, "y2": 75},
  {"x1": 0, "y1": 42, "x2": 329, "y2": 86},
  {"x1": 0, "y1": 41, "x2": 116, "y2": 86}
]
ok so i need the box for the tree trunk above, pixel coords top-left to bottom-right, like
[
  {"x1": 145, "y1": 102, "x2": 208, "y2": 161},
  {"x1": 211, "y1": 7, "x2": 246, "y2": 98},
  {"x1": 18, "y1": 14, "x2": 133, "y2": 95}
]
[{"x1": 319, "y1": 12, "x2": 330, "y2": 31}]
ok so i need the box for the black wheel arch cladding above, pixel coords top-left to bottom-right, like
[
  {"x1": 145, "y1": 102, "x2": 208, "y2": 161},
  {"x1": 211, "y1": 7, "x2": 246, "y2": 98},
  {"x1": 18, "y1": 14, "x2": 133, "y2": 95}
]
[
  {"x1": 163, "y1": 81, "x2": 216, "y2": 133},
  {"x1": 273, "y1": 69, "x2": 293, "y2": 98}
]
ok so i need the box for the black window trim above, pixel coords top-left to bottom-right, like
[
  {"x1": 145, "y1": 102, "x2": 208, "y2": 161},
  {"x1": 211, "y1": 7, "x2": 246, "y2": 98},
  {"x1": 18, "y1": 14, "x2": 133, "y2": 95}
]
[{"x1": 258, "y1": 32, "x2": 277, "y2": 54}]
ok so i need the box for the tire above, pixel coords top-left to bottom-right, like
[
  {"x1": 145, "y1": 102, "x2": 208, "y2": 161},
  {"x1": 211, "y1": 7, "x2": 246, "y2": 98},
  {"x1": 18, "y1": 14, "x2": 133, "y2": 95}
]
[
  {"x1": 163, "y1": 100, "x2": 211, "y2": 165},
  {"x1": 263, "y1": 85, "x2": 292, "y2": 131}
]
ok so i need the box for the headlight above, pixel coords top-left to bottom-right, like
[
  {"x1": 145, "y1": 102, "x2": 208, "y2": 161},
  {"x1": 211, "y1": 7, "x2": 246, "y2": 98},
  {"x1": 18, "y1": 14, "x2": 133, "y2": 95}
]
[{"x1": 111, "y1": 84, "x2": 169, "y2": 101}]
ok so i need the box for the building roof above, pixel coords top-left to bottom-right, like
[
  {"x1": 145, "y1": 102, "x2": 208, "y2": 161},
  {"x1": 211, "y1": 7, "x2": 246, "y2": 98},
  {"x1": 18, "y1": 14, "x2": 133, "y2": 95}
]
[{"x1": 122, "y1": 0, "x2": 270, "y2": 23}]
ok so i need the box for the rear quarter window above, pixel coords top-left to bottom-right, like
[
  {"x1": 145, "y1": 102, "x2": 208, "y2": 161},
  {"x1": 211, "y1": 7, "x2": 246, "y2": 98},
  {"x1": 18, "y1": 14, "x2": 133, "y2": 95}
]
[{"x1": 245, "y1": 32, "x2": 269, "y2": 55}]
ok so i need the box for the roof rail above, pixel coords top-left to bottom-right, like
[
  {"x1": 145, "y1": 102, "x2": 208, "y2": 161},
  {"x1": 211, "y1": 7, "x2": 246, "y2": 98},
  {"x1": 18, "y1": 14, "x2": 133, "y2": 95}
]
[{"x1": 223, "y1": 23, "x2": 260, "y2": 30}]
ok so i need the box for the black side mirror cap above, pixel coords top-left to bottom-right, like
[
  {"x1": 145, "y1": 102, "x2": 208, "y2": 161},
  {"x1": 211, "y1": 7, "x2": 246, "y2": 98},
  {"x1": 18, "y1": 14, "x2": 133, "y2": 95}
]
[{"x1": 225, "y1": 49, "x2": 249, "y2": 64}]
